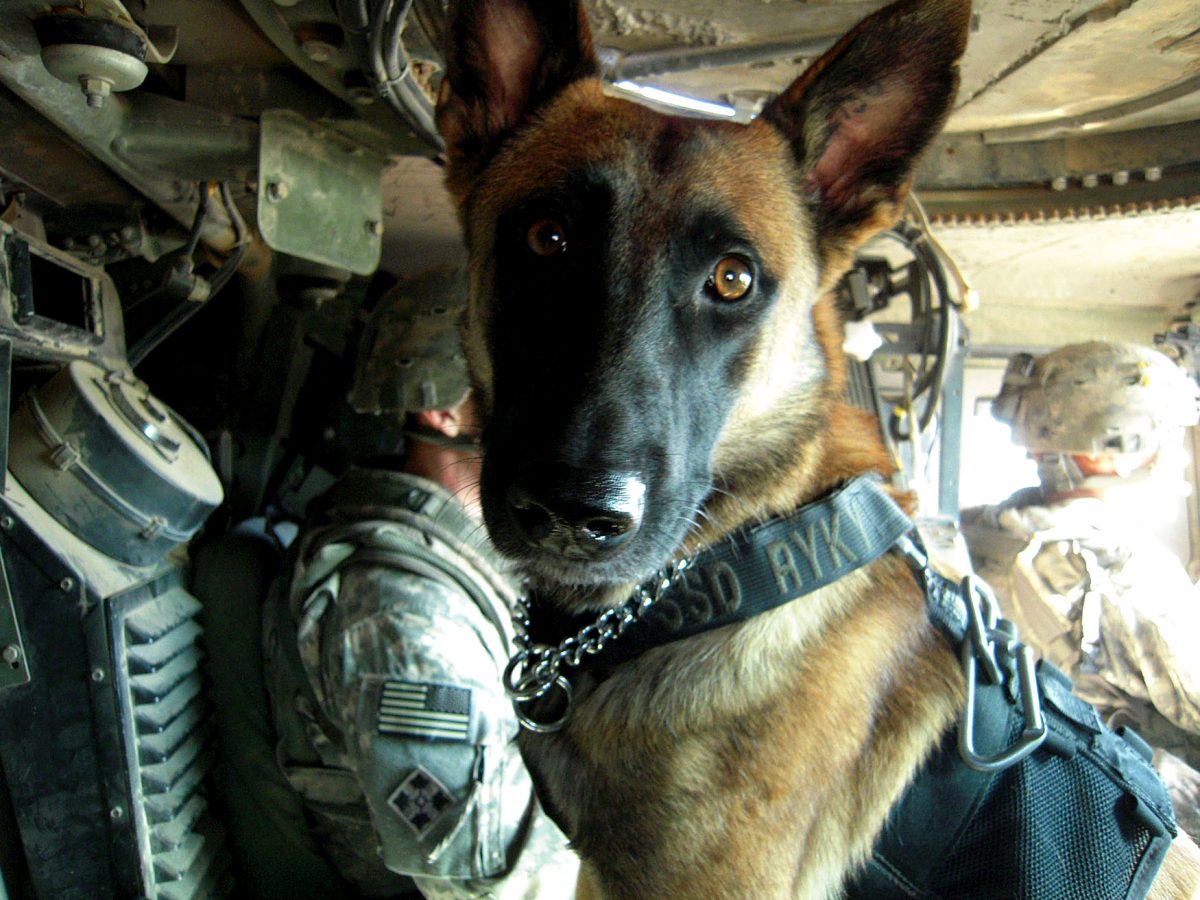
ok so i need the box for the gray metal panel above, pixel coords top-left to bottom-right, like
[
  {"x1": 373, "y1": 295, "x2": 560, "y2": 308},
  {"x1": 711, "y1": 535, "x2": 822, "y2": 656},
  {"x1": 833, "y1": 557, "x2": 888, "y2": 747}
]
[{"x1": 257, "y1": 109, "x2": 387, "y2": 275}]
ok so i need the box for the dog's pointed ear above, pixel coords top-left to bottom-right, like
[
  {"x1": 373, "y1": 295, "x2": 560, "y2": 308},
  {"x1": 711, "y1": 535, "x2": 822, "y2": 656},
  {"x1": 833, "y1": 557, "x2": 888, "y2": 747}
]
[
  {"x1": 437, "y1": 0, "x2": 598, "y2": 198},
  {"x1": 762, "y1": 0, "x2": 970, "y2": 252}
]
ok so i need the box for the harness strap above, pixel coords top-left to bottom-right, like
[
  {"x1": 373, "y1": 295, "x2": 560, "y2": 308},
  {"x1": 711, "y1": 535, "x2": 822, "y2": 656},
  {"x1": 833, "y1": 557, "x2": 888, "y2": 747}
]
[
  {"x1": 851, "y1": 536, "x2": 1178, "y2": 900},
  {"x1": 555, "y1": 475, "x2": 915, "y2": 669},
  {"x1": 850, "y1": 679, "x2": 1016, "y2": 898}
]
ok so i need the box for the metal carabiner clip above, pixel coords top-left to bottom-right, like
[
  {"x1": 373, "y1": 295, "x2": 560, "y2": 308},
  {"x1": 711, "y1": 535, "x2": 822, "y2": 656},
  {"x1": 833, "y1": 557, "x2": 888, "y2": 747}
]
[{"x1": 958, "y1": 623, "x2": 1048, "y2": 773}]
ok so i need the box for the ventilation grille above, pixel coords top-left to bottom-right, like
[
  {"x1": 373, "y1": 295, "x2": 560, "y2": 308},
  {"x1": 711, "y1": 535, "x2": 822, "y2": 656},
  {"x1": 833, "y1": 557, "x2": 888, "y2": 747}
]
[
  {"x1": 123, "y1": 586, "x2": 232, "y2": 899},
  {"x1": 845, "y1": 358, "x2": 879, "y2": 415}
]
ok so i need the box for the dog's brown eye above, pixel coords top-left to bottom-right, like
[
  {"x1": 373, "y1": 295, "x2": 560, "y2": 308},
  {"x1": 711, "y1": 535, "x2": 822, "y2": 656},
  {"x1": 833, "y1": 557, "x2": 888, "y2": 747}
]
[
  {"x1": 708, "y1": 256, "x2": 754, "y2": 301},
  {"x1": 527, "y1": 219, "x2": 567, "y2": 256}
]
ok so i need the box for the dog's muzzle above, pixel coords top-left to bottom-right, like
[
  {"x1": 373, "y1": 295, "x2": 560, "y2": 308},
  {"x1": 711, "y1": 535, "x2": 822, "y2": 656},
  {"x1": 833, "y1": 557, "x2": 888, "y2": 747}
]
[{"x1": 505, "y1": 468, "x2": 646, "y2": 560}]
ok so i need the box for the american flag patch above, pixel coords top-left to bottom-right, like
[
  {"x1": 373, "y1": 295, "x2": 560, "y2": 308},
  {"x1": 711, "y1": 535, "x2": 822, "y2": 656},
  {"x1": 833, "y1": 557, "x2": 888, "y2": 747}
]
[{"x1": 378, "y1": 680, "x2": 471, "y2": 741}]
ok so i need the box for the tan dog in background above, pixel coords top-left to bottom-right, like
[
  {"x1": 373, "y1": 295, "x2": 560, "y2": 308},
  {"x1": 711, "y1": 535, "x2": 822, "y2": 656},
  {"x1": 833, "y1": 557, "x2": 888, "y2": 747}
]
[{"x1": 435, "y1": 0, "x2": 1200, "y2": 895}]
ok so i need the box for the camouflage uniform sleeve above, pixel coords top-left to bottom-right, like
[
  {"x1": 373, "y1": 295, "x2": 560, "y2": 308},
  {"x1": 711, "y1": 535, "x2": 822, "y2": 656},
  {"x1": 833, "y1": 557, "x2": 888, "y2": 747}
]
[
  {"x1": 1093, "y1": 540, "x2": 1200, "y2": 737},
  {"x1": 294, "y1": 532, "x2": 578, "y2": 895}
]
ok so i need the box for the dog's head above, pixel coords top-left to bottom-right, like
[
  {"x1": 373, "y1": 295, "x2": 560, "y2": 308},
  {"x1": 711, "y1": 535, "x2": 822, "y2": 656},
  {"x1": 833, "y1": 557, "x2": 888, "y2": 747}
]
[{"x1": 437, "y1": 0, "x2": 969, "y2": 597}]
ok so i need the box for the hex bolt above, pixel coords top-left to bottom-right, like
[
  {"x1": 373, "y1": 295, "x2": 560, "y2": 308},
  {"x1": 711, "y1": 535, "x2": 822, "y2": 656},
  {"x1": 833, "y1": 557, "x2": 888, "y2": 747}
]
[
  {"x1": 2, "y1": 645, "x2": 20, "y2": 666},
  {"x1": 1050, "y1": 176, "x2": 1068, "y2": 192},
  {"x1": 79, "y1": 75, "x2": 113, "y2": 109},
  {"x1": 109, "y1": 806, "x2": 124, "y2": 821},
  {"x1": 1, "y1": 515, "x2": 13, "y2": 530},
  {"x1": 60, "y1": 577, "x2": 74, "y2": 592},
  {"x1": 1081, "y1": 173, "x2": 1099, "y2": 189},
  {"x1": 91, "y1": 667, "x2": 106, "y2": 682},
  {"x1": 1112, "y1": 170, "x2": 1130, "y2": 186},
  {"x1": 265, "y1": 181, "x2": 289, "y2": 202},
  {"x1": 1145, "y1": 166, "x2": 1163, "y2": 182}
]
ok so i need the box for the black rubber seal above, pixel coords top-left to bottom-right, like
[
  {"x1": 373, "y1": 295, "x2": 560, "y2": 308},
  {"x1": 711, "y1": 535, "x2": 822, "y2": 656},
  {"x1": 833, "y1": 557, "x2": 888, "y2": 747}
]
[{"x1": 33, "y1": 15, "x2": 147, "y2": 61}]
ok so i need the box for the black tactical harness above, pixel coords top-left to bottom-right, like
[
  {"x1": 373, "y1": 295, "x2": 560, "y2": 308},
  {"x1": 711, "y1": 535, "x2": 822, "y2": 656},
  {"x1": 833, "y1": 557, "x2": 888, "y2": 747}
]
[{"x1": 514, "y1": 475, "x2": 1178, "y2": 899}]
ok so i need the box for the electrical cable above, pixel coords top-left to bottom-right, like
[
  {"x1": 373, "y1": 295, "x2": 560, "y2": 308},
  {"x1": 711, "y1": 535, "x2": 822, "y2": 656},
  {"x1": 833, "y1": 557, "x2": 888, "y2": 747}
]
[
  {"x1": 181, "y1": 187, "x2": 209, "y2": 260},
  {"x1": 129, "y1": 181, "x2": 247, "y2": 368},
  {"x1": 383, "y1": 0, "x2": 415, "y2": 86},
  {"x1": 880, "y1": 223, "x2": 949, "y2": 440},
  {"x1": 339, "y1": 0, "x2": 441, "y2": 148},
  {"x1": 206, "y1": 182, "x2": 247, "y2": 295},
  {"x1": 912, "y1": 236, "x2": 953, "y2": 432},
  {"x1": 907, "y1": 193, "x2": 976, "y2": 308}
]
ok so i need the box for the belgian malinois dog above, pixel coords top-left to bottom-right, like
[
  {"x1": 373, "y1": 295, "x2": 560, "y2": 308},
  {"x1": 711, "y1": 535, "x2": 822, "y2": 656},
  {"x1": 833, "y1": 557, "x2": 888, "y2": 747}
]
[{"x1": 435, "y1": 0, "x2": 1200, "y2": 895}]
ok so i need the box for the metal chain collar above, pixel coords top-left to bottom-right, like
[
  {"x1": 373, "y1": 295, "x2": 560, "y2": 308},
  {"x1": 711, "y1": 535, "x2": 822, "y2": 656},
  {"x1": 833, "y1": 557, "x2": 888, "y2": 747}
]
[{"x1": 502, "y1": 558, "x2": 691, "y2": 733}]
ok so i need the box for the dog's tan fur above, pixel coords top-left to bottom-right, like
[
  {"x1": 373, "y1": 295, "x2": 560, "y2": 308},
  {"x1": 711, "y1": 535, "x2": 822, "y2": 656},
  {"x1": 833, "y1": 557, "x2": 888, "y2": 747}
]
[{"x1": 437, "y1": 0, "x2": 1200, "y2": 896}]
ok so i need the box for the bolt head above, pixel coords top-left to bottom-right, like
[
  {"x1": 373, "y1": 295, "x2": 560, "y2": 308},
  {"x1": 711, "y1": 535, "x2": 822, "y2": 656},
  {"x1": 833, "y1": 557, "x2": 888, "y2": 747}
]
[
  {"x1": 0, "y1": 515, "x2": 13, "y2": 529},
  {"x1": 300, "y1": 39, "x2": 337, "y2": 63},
  {"x1": 2, "y1": 645, "x2": 20, "y2": 665},
  {"x1": 266, "y1": 181, "x2": 289, "y2": 202},
  {"x1": 91, "y1": 668, "x2": 105, "y2": 682},
  {"x1": 1050, "y1": 176, "x2": 1068, "y2": 192},
  {"x1": 1082, "y1": 173, "x2": 1099, "y2": 189}
]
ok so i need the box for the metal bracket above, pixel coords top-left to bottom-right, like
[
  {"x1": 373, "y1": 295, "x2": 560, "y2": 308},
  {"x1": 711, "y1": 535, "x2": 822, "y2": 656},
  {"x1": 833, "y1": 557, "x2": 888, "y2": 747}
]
[
  {"x1": 0, "y1": 545, "x2": 31, "y2": 690},
  {"x1": 257, "y1": 110, "x2": 387, "y2": 275}
]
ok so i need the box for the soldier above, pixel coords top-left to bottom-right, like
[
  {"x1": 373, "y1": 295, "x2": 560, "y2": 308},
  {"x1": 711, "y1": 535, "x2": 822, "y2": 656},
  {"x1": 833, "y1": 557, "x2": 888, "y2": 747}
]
[
  {"x1": 962, "y1": 340, "x2": 1200, "y2": 834},
  {"x1": 262, "y1": 270, "x2": 579, "y2": 898}
]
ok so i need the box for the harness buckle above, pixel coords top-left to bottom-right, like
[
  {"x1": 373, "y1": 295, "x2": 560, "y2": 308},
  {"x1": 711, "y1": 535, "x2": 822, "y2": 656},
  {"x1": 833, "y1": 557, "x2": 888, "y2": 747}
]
[{"x1": 957, "y1": 575, "x2": 1048, "y2": 772}]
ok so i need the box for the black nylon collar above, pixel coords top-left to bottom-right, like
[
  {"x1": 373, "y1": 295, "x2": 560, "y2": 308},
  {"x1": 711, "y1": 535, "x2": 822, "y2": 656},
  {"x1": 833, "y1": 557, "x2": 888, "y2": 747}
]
[{"x1": 530, "y1": 475, "x2": 916, "y2": 670}]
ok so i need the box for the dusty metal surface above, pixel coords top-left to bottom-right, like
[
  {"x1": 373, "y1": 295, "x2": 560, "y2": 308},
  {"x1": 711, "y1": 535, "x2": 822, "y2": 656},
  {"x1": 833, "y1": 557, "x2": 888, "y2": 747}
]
[
  {"x1": 951, "y1": 0, "x2": 1200, "y2": 134},
  {"x1": 256, "y1": 110, "x2": 387, "y2": 275},
  {"x1": 0, "y1": 0, "x2": 1194, "y2": 385},
  {"x1": 935, "y1": 208, "x2": 1200, "y2": 347},
  {"x1": 390, "y1": 0, "x2": 1200, "y2": 350},
  {"x1": 580, "y1": 0, "x2": 1200, "y2": 139}
]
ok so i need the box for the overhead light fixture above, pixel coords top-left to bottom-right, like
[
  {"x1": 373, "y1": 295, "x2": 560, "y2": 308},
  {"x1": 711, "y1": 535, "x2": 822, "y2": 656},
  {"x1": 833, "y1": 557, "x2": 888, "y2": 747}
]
[{"x1": 610, "y1": 80, "x2": 739, "y2": 120}]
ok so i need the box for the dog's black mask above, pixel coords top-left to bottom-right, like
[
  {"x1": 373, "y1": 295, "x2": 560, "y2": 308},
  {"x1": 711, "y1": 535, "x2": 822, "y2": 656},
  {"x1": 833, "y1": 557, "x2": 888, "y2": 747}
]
[{"x1": 479, "y1": 165, "x2": 779, "y2": 589}]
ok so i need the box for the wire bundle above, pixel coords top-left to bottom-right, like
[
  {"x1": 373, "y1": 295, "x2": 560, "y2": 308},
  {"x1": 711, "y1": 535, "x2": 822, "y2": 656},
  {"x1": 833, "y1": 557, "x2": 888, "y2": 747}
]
[{"x1": 336, "y1": 0, "x2": 443, "y2": 149}]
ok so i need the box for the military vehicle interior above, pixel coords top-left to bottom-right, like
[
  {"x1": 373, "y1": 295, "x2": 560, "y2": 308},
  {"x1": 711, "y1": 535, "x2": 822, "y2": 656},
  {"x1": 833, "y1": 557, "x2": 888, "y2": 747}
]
[{"x1": 0, "y1": 0, "x2": 1198, "y2": 895}]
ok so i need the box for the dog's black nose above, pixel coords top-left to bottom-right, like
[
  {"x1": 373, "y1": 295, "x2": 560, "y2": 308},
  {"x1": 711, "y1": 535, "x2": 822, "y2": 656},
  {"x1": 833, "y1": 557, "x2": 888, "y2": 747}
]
[{"x1": 506, "y1": 470, "x2": 645, "y2": 559}]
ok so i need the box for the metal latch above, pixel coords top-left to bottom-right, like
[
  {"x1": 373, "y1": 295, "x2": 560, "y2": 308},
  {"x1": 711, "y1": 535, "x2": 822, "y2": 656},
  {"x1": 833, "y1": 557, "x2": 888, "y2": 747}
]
[
  {"x1": 0, "y1": 545, "x2": 31, "y2": 691},
  {"x1": 957, "y1": 574, "x2": 1048, "y2": 772}
]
